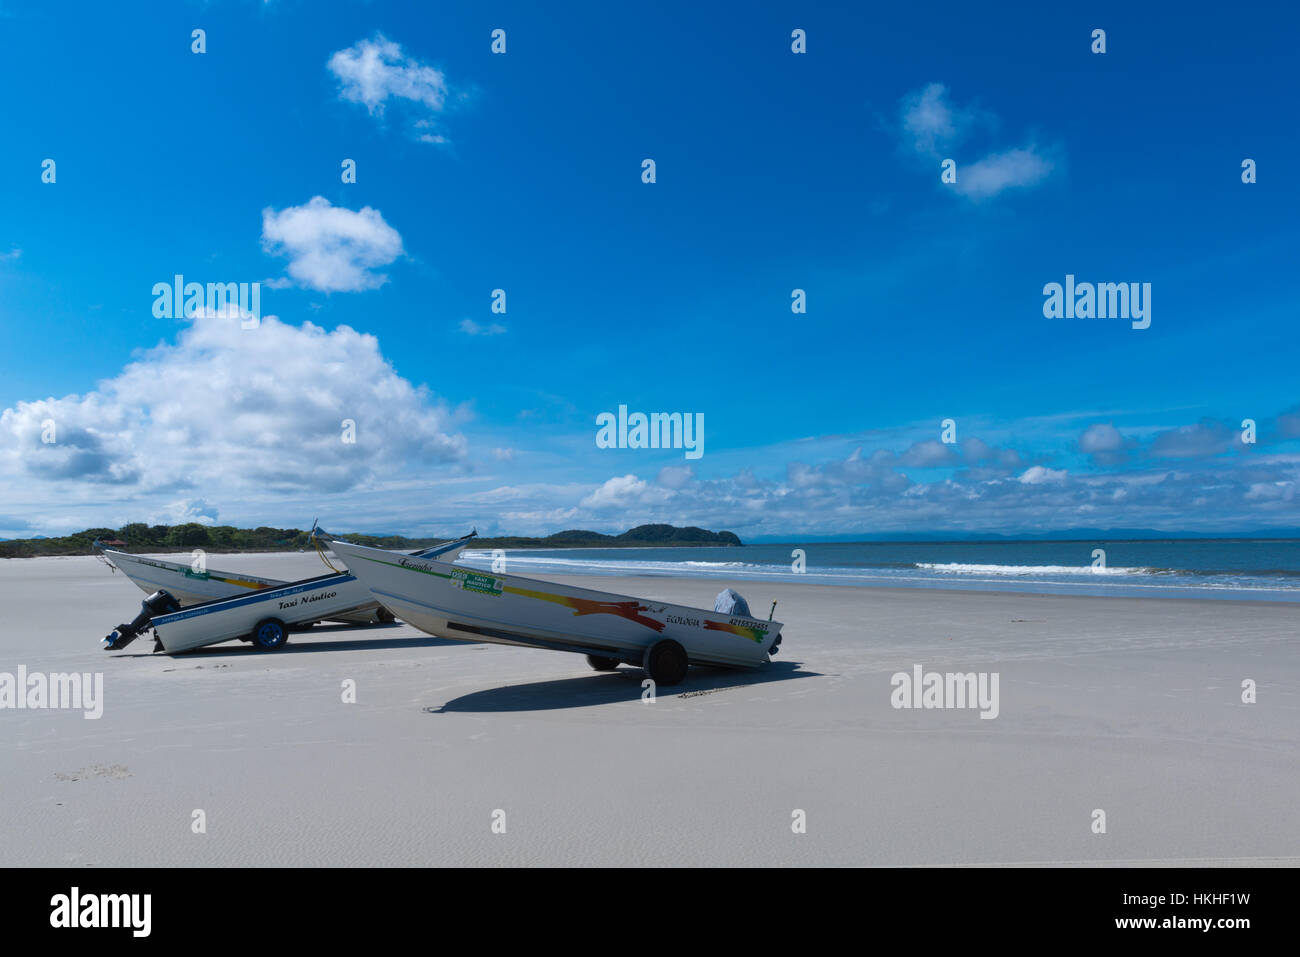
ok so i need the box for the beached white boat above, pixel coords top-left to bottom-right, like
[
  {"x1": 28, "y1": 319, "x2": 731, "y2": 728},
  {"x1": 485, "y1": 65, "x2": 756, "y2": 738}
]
[
  {"x1": 141, "y1": 571, "x2": 383, "y2": 653},
  {"x1": 100, "y1": 532, "x2": 477, "y2": 654},
  {"x1": 96, "y1": 534, "x2": 474, "y2": 626},
  {"x1": 98, "y1": 546, "x2": 285, "y2": 603},
  {"x1": 322, "y1": 537, "x2": 784, "y2": 685}
]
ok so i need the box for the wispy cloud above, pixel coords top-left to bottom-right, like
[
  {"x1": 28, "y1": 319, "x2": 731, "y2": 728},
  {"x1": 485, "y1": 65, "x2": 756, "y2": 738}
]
[
  {"x1": 1148, "y1": 418, "x2": 1235, "y2": 459},
  {"x1": 328, "y1": 33, "x2": 464, "y2": 144},
  {"x1": 1279, "y1": 407, "x2": 1300, "y2": 439},
  {"x1": 899, "y1": 439, "x2": 960, "y2": 468},
  {"x1": 900, "y1": 82, "x2": 977, "y2": 157},
  {"x1": 459, "y1": 318, "x2": 506, "y2": 336},
  {"x1": 898, "y1": 82, "x2": 1057, "y2": 200},
  {"x1": 953, "y1": 146, "x2": 1053, "y2": 199}
]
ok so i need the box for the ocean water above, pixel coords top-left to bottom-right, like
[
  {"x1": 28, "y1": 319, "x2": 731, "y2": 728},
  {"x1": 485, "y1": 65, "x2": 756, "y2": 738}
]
[{"x1": 458, "y1": 539, "x2": 1300, "y2": 602}]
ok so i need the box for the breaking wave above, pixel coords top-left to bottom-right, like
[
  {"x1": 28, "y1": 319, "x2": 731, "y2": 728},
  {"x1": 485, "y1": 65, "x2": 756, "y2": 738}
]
[{"x1": 914, "y1": 562, "x2": 1167, "y2": 577}]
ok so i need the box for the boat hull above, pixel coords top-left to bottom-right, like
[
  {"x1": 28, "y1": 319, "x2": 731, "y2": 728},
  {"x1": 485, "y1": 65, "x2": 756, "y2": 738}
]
[
  {"x1": 101, "y1": 549, "x2": 280, "y2": 603},
  {"x1": 328, "y1": 540, "x2": 783, "y2": 670},
  {"x1": 99, "y1": 548, "x2": 384, "y2": 625},
  {"x1": 150, "y1": 573, "x2": 381, "y2": 653},
  {"x1": 99, "y1": 534, "x2": 477, "y2": 627}
]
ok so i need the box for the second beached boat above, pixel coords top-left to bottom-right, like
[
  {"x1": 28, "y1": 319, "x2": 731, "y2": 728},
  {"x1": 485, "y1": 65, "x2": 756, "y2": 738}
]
[{"x1": 320, "y1": 536, "x2": 784, "y2": 685}]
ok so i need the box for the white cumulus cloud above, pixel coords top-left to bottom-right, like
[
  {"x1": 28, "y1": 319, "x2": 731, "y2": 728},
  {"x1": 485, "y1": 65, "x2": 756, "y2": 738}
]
[
  {"x1": 0, "y1": 313, "x2": 467, "y2": 513},
  {"x1": 262, "y1": 196, "x2": 404, "y2": 293},
  {"x1": 579, "y1": 474, "x2": 673, "y2": 510},
  {"x1": 1019, "y1": 465, "x2": 1067, "y2": 484},
  {"x1": 1079, "y1": 422, "x2": 1133, "y2": 466}
]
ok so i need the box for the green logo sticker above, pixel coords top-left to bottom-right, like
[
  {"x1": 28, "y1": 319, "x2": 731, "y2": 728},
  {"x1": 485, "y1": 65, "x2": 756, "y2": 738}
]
[{"x1": 451, "y1": 569, "x2": 503, "y2": 596}]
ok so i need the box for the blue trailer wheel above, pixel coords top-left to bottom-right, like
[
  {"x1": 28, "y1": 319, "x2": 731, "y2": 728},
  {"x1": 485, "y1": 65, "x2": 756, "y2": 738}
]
[{"x1": 250, "y1": 617, "x2": 288, "y2": 650}]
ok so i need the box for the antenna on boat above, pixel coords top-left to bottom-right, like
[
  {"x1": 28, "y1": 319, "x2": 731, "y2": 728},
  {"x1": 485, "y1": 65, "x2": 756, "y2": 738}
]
[
  {"x1": 91, "y1": 537, "x2": 115, "y2": 572},
  {"x1": 310, "y1": 518, "x2": 342, "y2": 573},
  {"x1": 768, "y1": 600, "x2": 777, "y2": 621}
]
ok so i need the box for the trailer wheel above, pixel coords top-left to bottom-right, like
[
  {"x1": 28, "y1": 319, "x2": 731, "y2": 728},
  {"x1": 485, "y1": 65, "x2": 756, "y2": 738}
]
[
  {"x1": 642, "y1": 639, "x2": 688, "y2": 686},
  {"x1": 376, "y1": 608, "x2": 396, "y2": 624},
  {"x1": 585, "y1": 654, "x2": 621, "y2": 672},
  {"x1": 250, "y1": 617, "x2": 289, "y2": 650}
]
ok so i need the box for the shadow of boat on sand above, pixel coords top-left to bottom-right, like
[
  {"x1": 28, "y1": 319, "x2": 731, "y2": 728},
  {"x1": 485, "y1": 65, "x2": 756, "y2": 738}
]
[
  {"x1": 429, "y1": 660, "x2": 818, "y2": 713},
  {"x1": 113, "y1": 625, "x2": 481, "y2": 658}
]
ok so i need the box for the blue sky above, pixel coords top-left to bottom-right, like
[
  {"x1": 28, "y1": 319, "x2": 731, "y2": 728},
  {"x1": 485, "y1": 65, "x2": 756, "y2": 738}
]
[{"x1": 1, "y1": 0, "x2": 1297, "y2": 540}]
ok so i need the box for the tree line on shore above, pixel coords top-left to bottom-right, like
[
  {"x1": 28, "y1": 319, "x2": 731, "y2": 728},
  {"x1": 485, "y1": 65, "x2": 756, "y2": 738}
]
[{"x1": 0, "y1": 522, "x2": 742, "y2": 558}]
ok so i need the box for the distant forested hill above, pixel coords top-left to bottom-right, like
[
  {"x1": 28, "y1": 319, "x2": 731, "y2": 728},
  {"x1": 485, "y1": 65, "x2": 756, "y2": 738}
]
[
  {"x1": 469, "y1": 524, "x2": 743, "y2": 549},
  {"x1": 0, "y1": 522, "x2": 741, "y2": 557}
]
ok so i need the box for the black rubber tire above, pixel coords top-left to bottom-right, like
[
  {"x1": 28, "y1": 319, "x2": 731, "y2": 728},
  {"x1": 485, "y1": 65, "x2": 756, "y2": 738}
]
[
  {"x1": 642, "y1": 639, "x2": 689, "y2": 686},
  {"x1": 250, "y1": 617, "x2": 289, "y2": 650},
  {"x1": 376, "y1": 607, "x2": 397, "y2": 624},
  {"x1": 585, "y1": 654, "x2": 621, "y2": 672}
]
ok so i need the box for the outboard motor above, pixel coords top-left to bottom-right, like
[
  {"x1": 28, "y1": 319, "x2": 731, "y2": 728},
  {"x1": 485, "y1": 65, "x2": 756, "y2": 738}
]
[
  {"x1": 713, "y1": 587, "x2": 752, "y2": 618},
  {"x1": 103, "y1": 589, "x2": 181, "y2": 651}
]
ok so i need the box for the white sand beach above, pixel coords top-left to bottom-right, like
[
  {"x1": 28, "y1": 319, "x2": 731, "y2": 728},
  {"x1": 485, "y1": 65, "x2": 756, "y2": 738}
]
[{"x1": 1, "y1": 552, "x2": 1296, "y2": 867}]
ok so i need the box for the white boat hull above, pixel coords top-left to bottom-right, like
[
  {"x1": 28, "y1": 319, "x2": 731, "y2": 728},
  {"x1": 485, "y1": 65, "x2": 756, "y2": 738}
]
[
  {"x1": 150, "y1": 573, "x2": 380, "y2": 653},
  {"x1": 99, "y1": 535, "x2": 476, "y2": 627},
  {"x1": 100, "y1": 549, "x2": 280, "y2": 603},
  {"x1": 327, "y1": 539, "x2": 783, "y2": 670}
]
